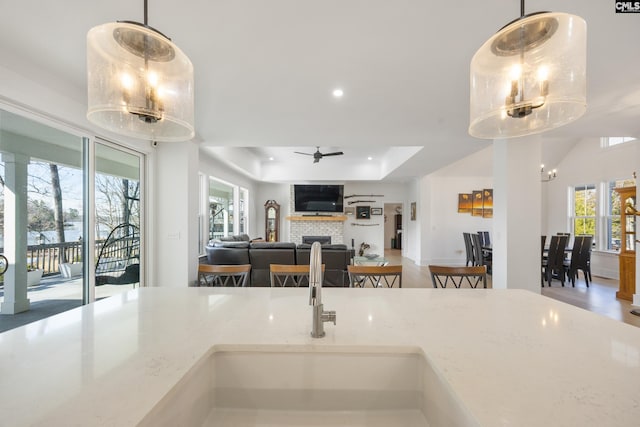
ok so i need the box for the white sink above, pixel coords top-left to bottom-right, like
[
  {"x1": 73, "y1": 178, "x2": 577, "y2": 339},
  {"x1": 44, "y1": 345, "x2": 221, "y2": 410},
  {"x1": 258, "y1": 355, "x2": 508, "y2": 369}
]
[{"x1": 140, "y1": 346, "x2": 477, "y2": 427}]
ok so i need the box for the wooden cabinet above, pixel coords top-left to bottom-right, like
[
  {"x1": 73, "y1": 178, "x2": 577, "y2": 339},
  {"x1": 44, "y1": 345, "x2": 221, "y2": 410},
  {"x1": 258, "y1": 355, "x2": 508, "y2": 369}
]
[{"x1": 614, "y1": 186, "x2": 636, "y2": 301}]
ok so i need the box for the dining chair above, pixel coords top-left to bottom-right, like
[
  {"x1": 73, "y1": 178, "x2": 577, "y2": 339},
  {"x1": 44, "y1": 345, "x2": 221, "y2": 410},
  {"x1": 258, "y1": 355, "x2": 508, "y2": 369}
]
[
  {"x1": 428, "y1": 265, "x2": 487, "y2": 288},
  {"x1": 463, "y1": 233, "x2": 474, "y2": 266},
  {"x1": 542, "y1": 235, "x2": 568, "y2": 286},
  {"x1": 564, "y1": 235, "x2": 593, "y2": 287},
  {"x1": 269, "y1": 264, "x2": 324, "y2": 287},
  {"x1": 477, "y1": 231, "x2": 485, "y2": 247},
  {"x1": 481, "y1": 231, "x2": 491, "y2": 247},
  {"x1": 198, "y1": 264, "x2": 251, "y2": 287},
  {"x1": 471, "y1": 233, "x2": 492, "y2": 274},
  {"x1": 540, "y1": 235, "x2": 547, "y2": 286},
  {"x1": 347, "y1": 265, "x2": 402, "y2": 288},
  {"x1": 557, "y1": 232, "x2": 571, "y2": 248}
]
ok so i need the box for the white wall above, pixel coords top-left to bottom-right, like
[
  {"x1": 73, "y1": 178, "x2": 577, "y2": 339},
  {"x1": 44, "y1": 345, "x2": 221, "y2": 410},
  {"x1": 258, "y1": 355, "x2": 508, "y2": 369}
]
[
  {"x1": 384, "y1": 203, "x2": 402, "y2": 249},
  {"x1": 404, "y1": 178, "x2": 421, "y2": 264},
  {"x1": 199, "y1": 151, "x2": 261, "y2": 239},
  {"x1": 253, "y1": 181, "x2": 408, "y2": 255},
  {"x1": 154, "y1": 142, "x2": 199, "y2": 287},
  {"x1": 342, "y1": 182, "x2": 408, "y2": 255},
  {"x1": 255, "y1": 182, "x2": 293, "y2": 242},
  {"x1": 420, "y1": 175, "x2": 493, "y2": 265},
  {"x1": 416, "y1": 147, "x2": 493, "y2": 266},
  {"x1": 544, "y1": 138, "x2": 639, "y2": 279}
]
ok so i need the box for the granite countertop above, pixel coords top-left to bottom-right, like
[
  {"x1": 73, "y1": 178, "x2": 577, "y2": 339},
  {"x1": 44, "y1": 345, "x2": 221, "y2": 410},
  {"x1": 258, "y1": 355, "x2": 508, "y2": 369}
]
[{"x1": 1, "y1": 287, "x2": 639, "y2": 426}]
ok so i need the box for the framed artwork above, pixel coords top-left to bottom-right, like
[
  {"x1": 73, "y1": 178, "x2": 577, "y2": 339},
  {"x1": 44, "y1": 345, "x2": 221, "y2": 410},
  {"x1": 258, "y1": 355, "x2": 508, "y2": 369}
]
[
  {"x1": 371, "y1": 207, "x2": 383, "y2": 215},
  {"x1": 472, "y1": 190, "x2": 483, "y2": 216},
  {"x1": 410, "y1": 202, "x2": 416, "y2": 221},
  {"x1": 458, "y1": 193, "x2": 472, "y2": 213},
  {"x1": 482, "y1": 189, "x2": 493, "y2": 218},
  {"x1": 356, "y1": 206, "x2": 371, "y2": 219},
  {"x1": 344, "y1": 207, "x2": 355, "y2": 216}
]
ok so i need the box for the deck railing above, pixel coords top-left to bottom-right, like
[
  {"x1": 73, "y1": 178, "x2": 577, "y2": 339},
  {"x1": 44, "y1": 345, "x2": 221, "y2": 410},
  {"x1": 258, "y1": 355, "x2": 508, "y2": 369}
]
[{"x1": 1, "y1": 241, "x2": 104, "y2": 277}]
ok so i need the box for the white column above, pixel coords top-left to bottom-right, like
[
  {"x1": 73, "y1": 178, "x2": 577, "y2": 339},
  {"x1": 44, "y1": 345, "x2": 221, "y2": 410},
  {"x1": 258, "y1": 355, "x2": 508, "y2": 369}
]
[
  {"x1": 1, "y1": 153, "x2": 30, "y2": 314},
  {"x1": 492, "y1": 136, "x2": 542, "y2": 292},
  {"x1": 154, "y1": 141, "x2": 199, "y2": 287}
]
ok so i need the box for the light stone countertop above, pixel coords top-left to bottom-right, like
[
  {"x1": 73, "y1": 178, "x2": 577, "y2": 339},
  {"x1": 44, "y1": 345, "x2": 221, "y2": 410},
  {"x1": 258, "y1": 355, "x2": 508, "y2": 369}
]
[{"x1": 1, "y1": 287, "x2": 639, "y2": 426}]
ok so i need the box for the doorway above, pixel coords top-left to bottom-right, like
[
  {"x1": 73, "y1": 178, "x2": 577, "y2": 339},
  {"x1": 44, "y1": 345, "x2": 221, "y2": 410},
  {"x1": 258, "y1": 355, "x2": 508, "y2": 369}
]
[{"x1": 384, "y1": 203, "x2": 403, "y2": 251}]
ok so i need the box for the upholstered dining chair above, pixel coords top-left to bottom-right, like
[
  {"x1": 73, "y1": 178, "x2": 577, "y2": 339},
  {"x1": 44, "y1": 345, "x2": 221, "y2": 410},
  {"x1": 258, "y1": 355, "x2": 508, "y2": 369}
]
[
  {"x1": 198, "y1": 264, "x2": 251, "y2": 287},
  {"x1": 428, "y1": 265, "x2": 487, "y2": 288},
  {"x1": 347, "y1": 265, "x2": 402, "y2": 288},
  {"x1": 270, "y1": 264, "x2": 325, "y2": 287}
]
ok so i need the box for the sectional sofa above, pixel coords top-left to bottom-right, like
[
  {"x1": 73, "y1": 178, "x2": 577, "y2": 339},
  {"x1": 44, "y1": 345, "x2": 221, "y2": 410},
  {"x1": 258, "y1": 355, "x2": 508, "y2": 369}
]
[{"x1": 204, "y1": 239, "x2": 354, "y2": 287}]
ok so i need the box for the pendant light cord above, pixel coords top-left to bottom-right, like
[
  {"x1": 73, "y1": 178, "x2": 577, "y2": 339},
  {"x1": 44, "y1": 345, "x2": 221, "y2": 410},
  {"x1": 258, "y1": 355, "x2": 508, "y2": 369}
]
[
  {"x1": 521, "y1": 0, "x2": 525, "y2": 17},
  {"x1": 144, "y1": 0, "x2": 148, "y2": 25}
]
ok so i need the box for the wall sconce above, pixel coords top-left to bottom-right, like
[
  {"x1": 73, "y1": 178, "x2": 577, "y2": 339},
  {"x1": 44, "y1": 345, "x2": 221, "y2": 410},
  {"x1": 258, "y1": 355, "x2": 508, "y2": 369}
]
[{"x1": 541, "y1": 164, "x2": 557, "y2": 182}]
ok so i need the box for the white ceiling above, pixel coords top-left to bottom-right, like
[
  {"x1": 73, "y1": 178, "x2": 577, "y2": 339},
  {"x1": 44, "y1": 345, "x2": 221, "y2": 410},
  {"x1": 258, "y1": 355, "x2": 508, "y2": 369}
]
[{"x1": 1, "y1": 1, "x2": 638, "y2": 182}]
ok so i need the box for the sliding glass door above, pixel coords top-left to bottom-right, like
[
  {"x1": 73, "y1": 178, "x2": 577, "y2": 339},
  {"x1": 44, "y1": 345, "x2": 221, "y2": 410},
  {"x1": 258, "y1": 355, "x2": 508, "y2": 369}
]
[
  {"x1": 0, "y1": 107, "x2": 145, "y2": 331},
  {"x1": 0, "y1": 108, "x2": 84, "y2": 328},
  {"x1": 94, "y1": 142, "x2": 143, "y2": 301}
]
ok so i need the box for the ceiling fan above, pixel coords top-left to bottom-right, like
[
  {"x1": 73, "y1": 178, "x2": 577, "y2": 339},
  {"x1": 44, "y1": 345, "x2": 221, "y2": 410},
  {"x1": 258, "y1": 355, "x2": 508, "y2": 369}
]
[{"x1": 294, "y1": 146, "x2": 344, "y2": 163}]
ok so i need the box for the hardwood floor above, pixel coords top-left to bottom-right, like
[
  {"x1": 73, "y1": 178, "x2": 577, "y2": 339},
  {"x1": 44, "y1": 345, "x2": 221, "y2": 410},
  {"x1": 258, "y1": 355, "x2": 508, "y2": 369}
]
[{"x1": 384, "y1": 249, "x2": 640, "y2": 328}]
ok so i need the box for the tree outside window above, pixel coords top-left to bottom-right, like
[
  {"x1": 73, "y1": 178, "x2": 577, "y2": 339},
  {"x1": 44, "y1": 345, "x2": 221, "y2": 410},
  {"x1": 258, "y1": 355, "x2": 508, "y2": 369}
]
[
  {"x1": 573, "y1": 185, "x2": 596, "y2": 239},
  {"x1": 607, "y1": 179, "x2": 635, "y2": 251}
]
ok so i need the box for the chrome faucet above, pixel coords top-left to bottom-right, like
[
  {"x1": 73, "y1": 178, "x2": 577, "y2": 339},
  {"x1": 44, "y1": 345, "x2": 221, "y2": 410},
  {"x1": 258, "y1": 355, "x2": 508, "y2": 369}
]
[{"x1": 309, "y1": 242, "x2": 336, "y2": 338}]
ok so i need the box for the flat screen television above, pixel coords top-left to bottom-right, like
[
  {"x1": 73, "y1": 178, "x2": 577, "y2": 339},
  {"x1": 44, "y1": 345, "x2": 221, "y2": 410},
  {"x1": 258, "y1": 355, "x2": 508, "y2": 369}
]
[{"x1": 294, "y1": 184, "x2": 344, "y2": 213}]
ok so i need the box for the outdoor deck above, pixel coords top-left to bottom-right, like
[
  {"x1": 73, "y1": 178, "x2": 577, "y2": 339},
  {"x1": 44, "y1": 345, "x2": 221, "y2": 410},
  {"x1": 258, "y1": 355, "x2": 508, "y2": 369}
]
[{"x1": 0, "y1": 274, "x2": 134, "y2": 333}]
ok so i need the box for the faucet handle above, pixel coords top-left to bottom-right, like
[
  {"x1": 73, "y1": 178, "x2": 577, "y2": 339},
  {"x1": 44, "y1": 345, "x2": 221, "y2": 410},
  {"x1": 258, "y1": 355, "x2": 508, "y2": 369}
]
[{"x1": 323, "y1": 310, "x2": 336, "y2": 325}]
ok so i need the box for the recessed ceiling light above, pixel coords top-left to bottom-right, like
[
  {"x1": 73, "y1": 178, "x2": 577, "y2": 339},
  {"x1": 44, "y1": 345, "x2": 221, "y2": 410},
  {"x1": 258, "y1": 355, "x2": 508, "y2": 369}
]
[
  {"x1": 367, "y1": 156, "x2": 373, "y2": 161},
  {"x1": 332, "y1": 88, "x2": 344, "y2": 98},
  {"x1": 269, "y1": 157, "x2": 274, "y2": 161}
]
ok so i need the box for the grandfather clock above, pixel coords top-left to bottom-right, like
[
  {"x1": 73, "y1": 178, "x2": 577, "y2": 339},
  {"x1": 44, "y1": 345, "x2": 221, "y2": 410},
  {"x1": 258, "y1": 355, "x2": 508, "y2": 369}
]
[{"x1": 264, "y1": 200, "x2": 280, "y2": 242}]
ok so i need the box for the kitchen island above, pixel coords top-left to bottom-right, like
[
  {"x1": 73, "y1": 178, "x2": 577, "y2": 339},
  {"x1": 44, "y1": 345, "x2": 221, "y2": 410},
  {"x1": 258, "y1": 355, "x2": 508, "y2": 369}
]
[{"x1": 0, "y1": 287, "x2": 638, "y2": 426}]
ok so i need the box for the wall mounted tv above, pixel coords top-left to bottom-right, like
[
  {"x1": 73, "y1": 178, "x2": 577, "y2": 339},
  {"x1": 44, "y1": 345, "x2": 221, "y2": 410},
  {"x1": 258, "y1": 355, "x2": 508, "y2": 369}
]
[{"x1": 294, "y1": 184, "x2": 344, "y2": 213}]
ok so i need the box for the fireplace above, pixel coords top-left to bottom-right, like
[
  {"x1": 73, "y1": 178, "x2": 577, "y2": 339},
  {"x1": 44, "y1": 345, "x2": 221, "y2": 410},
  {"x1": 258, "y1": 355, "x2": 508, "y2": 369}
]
[{"x1": 302, "y1": 236, "x2": 332, "y2": 245}]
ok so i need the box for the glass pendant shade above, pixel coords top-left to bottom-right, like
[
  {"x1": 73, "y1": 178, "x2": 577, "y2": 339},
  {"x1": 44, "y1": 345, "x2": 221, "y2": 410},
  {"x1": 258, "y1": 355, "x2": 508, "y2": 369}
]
[
  {"x1": 469, "y1": 12, "x2": 586, "y2": 139},
  {"x1": 87, "y1": 22, "x2": 194, "y2": 142}
]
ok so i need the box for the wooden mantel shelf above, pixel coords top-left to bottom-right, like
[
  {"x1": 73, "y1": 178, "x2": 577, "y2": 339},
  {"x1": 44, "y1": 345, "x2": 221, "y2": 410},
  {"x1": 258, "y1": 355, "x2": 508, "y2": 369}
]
[{"x1": 286, "y1": 215, "x2": 348, "y2": 222}]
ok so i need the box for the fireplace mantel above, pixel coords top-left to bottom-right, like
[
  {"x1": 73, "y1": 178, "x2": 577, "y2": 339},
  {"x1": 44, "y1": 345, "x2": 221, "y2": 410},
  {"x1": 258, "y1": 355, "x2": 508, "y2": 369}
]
[{"x1": 286, "y1": 215, "x2": 348, "y2": 222}]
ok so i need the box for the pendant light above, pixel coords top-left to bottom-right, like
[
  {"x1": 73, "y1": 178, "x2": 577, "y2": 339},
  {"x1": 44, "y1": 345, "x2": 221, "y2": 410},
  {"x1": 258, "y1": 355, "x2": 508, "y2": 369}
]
[
  {"x1": 87, "y1": 0, "x2": 194, "y2": 142},
  {"x1": 469, "y1": 1, "x2": 586, "y2": 139}
]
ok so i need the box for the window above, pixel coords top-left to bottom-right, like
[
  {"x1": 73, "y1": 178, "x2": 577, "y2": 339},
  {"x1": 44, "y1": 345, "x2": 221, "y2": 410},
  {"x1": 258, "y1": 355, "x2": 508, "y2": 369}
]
[
  {"x1": 239, "y1": 187, "x2": 249, "y2": 234},
  {"x1": 601, "y1": 137, "x2": 636, "y2": 148},
  {"x1": 606, "y1": 179, "x2": 635, "y2": 251},
  {"x1": 571, "y1": 184, "x2": 596, "y2": 239},
  {"x1": 209, "y1": 177, "x2": 235, "y2": 241},
  {"x1": 204, "y1": 178, "x2": 249, "y2": 247}
]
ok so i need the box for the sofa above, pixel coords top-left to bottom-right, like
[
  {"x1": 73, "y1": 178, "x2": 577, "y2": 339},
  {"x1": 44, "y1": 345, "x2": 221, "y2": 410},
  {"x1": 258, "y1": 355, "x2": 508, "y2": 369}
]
[
  {"x1": 205, "y1": 241, "x2": 250, "y2": 265},
  {"x1": 204, "y1": 241, "x2": 354, "y2": 287},
  {"x1": 248, "y1": 242, "x2": 297, "y2": 286},
  {"x1": 295, "y1": 244, "x2": 354, "y2": 287}
]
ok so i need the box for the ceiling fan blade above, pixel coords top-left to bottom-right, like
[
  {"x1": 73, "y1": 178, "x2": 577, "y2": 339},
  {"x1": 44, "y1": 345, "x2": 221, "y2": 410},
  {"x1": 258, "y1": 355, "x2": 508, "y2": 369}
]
[
  {"x1": 321, "y1": 151, "x2": 344, "y2": 156},
  {"x1": 294, "y1": 151, "x2": 313, "y2": 156}
]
